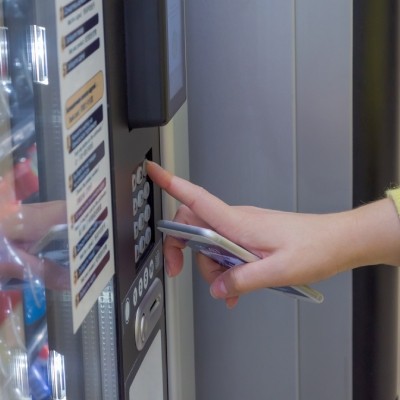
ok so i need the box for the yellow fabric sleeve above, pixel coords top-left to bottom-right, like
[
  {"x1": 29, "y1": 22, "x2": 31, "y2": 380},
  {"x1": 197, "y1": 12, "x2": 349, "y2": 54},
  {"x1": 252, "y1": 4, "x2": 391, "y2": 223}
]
[{"x1": 386, "y1": 187, "x2": 400, "y2": 216}]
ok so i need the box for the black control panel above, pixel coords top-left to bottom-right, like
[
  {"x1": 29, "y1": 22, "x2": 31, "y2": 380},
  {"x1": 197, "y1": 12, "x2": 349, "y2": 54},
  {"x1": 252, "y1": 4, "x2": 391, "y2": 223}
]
[
  {"x1": 107, "y1": 127, "x2": 167, "y2": 399},
  {"x1": 104, "y1": 1, "x2": 169, "y2": 398}
]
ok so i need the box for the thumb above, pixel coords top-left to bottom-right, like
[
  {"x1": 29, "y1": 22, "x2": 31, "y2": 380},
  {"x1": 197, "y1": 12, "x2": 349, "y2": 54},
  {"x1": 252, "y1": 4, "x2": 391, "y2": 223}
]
[{"x1": 209, "y1": 259, "x2": 279, "y2": 298}]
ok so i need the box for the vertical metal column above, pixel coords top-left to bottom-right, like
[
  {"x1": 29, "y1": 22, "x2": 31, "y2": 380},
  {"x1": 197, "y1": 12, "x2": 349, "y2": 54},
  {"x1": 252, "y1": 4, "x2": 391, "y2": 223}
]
[{"x1": 353, "y1": 1, "x2": 399, "y2": 399}]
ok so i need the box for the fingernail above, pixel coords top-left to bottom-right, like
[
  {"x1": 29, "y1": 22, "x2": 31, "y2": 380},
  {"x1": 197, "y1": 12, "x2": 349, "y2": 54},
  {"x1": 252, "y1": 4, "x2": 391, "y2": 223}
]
[
  {"x1": 226, "y1": 297, "x2": 238, "y2": 309},
  {"x1": 210, "y1": 279, "x2": 228, "y2": 299}
]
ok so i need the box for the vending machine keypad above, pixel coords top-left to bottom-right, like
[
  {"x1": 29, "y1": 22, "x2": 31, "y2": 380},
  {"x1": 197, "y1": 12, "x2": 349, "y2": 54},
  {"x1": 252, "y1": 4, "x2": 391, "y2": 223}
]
[
  {"x1": 132, "y1": 160, "x2": 154, "y2": 266},
  {"x1": 123, "y1": 155, "x2": 164, "y2": 354}
]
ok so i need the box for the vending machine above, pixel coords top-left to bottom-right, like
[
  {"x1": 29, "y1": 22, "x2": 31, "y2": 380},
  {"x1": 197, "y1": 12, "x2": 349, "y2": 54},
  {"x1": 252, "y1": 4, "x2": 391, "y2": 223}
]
[{"x1": 0, "y1": 0, "x2": 188, "y2": 399}]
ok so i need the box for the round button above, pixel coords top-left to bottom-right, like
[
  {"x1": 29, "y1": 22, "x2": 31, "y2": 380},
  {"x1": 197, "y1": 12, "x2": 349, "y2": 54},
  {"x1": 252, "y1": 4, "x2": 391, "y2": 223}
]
[
  {"x1": 145, "y1": 227, "x2": 152, "y2": 245},
  {"x1": 132, "y1": 174, "x2": 137, "y2": 192},
  {"x1": 133, "y1": 287, "x2": 138, "y2": 306},
  {"x1": 137, "y1": 190, "x2": 144, "y2": 208},
  {"x1": 135, "y1": 245, "x2": 140, "y2": 263},
  {"x1": 134, "y1": 221, "x2": 139, "y2": 239},
  {"x1": 143, "y1": 182, "x2": 150, "y2": 199},
  {"x1": 136, "y1": 166, "x2": 143, "y2": 185},
  {"x1": 144, "y1": 204, "x2": 151, "y2": 222},
  {"x1": 133, "y1": 198, "x2": 138, "y2": 216},
  {"x1": 139, "y1": 236, "x2": 145, "y2": 254},
  {"x1": 144, "y1": 268, "x2": 149, "y2": 289},
  {"x1": 139, "y1": 213, "x2": 145, "y2": 231},
  {"x1": 138, "y1": 278, "x2": 143, "y2": 297},
  {"x1": 149, "y1": 260, "x2": 154, "y2": 278},
  {"x1": 143, "y1": 161, "x2": 148, "y2": 177}
]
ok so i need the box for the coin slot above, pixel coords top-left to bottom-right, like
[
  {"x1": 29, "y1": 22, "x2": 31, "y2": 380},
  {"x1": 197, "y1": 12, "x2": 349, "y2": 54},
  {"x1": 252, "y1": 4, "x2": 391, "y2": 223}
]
[{"x1": 150, "y1": 296, "x2": 160, "y2": 314}]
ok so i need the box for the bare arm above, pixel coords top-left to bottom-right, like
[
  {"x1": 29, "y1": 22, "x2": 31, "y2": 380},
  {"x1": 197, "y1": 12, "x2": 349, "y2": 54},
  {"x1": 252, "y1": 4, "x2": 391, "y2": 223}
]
[{"x1": 147, "y1": 161, "x2": 400, "y2": 305}]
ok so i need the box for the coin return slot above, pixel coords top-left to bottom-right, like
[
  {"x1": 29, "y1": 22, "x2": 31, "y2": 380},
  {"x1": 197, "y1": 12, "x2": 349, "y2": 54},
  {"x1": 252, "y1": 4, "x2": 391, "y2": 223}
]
[{"x1": 135, "y1": 278, "x2": 164, "y2": 351}]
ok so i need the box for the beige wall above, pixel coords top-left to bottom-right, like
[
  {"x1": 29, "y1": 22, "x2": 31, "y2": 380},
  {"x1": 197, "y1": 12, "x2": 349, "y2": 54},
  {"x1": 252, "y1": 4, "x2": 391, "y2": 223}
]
[{"x1": 160, "y1": 103, "x2": 196, "y2": 400}]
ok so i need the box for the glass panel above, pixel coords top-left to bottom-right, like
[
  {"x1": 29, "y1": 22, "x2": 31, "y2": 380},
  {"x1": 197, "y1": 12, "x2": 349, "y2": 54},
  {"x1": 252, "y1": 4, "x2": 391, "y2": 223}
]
[{"x1": 0, "y1": 1, "x2": 118, "y2": 399}]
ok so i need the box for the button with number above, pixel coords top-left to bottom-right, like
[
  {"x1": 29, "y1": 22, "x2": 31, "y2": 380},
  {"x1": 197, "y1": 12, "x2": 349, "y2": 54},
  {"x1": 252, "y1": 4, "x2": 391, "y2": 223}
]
[
  {"x1": 132, "y1": 174, "x2": 137, "y2": 192},
  {"x1": 149, "y1": 260, "x2": 154, "y2": 279},
  {"x1": 134, "y1": 221, "x2": 139, "y2": 239},
  {"x1": 144, "y1": 268, "x2": 149, "y2": 289},
  {"x1": 143, "y1": 161, "x2": 148, "y2": 177},
  {"x1": 145, "y1": 227, "x2": 152, "y2": 245},
  {"x1": 136, "y1": 166, "x2": 143, "y2": 185},
  {"x1": 133, "y1": 197, "x2": 138, "y2": 216},
  {"x1": 144, "y1": 204, "x2": 151, "y2": 222},
  {"x1": 135, "y1": 245, "x2": 140, "y2": 263},
  {"x1": 139, "y1": 278, "x2": 143, "y2": 297},
  {"x1": 133, "y1": 287, "x2": 138, "y2": 306},
  {"x1": 139, "y1": 236, "x2": 145, "y2": 254},
  {"x1": 139, "y1": 213, "x2": 145, "y2": 231},
  {"x1": 137, "y1": 190, "x2": 144, "y2": 208},
  {"x1": 143, "y1": 182, "x2": 150, "y2": 199}
]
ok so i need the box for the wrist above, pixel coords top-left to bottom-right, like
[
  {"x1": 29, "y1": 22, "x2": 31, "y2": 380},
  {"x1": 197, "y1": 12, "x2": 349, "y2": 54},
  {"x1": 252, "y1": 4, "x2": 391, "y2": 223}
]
[
  {"x1": 386, "y1": 187, "x2": 400, "y2": 215},
  {"x1": 346, "y1": 199, "x2": 400, "y2": 268}
]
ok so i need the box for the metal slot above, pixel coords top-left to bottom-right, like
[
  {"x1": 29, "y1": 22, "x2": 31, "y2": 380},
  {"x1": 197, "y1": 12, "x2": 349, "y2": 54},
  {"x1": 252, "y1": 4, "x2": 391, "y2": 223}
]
[
  {"x1": 135, "y1": 278, "x2": 164, "y2": 351},
  {"x1": 150, "y1": 296, "x2": 160, "y2": 314}
]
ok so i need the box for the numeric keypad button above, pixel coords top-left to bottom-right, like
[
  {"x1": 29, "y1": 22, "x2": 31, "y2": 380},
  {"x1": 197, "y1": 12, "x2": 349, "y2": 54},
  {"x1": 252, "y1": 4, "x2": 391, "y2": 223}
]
[
  {"x1": 137, "y1": 190, "x2": 144, "y2": 208},
  {"x1": 143, "y1": 161, "x2": 147, "y2": 177},
  {"x1": 136, "y1": 166, "x2": 143, "y2": 185},
  {"x1": 145, "y1": 227, "x2": 152, "y2": 245},
  {"x1": 144, "y1": 204, "x2": 151, "y2": 222},
  {"x1": 138, "y1": 278, "x2": 143, "y2": 297},
  {"x1": 144, "y1": 268, "x2": 149, "y2": 289},
  {"x1": 135, "y1": 245, "x2": 140, "y2": 263},
  {"x1": 139, "y1": 236, "x2": 145, "y2": 254},
  {"x1": 143, "y1": 182, "x2": 150, "y2": 199},
  {"x1": 149, "y1": 260, "x2": 154, "y2": 279},
  {"x1": 132, "y1": 174, "x2": 137, "y2": 192},
  {"x1": 139, "y1": 213, "x2": 145, "y2": 231},
  {"x1": 134, "y1": 222, "x2": 139, "y2": 239}
]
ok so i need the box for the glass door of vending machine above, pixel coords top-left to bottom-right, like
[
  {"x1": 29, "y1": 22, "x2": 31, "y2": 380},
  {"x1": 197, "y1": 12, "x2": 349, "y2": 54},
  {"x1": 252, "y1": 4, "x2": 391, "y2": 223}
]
[{"x1": 0, "y1": 0, "x2": 121, "y2": 399}]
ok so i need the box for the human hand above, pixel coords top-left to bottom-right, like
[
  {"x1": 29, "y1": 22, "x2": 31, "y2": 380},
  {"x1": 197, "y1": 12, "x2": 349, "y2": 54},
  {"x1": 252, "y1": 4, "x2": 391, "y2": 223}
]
[
  {"x1": 0, "y1": 200, "x2": 69, "y2": 290},
  {"x1": 147, "y1": 161, "x2": 400, "y2": 307}
]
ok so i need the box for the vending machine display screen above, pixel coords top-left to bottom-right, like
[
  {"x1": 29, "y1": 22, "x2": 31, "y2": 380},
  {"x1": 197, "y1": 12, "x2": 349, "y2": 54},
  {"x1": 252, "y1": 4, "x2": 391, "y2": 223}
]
[
  {"x1": 166, "y1": 0, "x2": 185, "y2": 101},
  {"x1": 124, "y1": 0, "x2": 186, "y2": 128}
]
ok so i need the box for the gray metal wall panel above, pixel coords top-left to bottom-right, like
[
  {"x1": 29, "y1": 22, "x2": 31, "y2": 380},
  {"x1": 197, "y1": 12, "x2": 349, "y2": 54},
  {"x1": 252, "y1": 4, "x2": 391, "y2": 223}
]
[
  {"x1": 186, "y1": 0, "x2": 297, "y2": 210},
  {"x1": 295, "y1": 1, "x2": 353, "y2": 399},
  {"x1": 186, "y1": 1, "x2": 300, "y2": 399},
  {"x1": 194, "y1": 281, "x2": 299, "y2": 400}
]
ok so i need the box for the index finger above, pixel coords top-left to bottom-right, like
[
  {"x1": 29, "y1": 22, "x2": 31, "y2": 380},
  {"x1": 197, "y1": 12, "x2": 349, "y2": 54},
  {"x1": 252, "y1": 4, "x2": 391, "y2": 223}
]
[{"x1": 146, "y1": 161, "x2": 241, "y2": 236}]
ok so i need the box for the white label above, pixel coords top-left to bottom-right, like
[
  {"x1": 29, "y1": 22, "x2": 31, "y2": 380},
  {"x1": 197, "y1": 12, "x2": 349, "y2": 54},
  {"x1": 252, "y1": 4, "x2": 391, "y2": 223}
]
[{"x1": 56, "y1": 0, "x2": 115, "y2": 332}]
